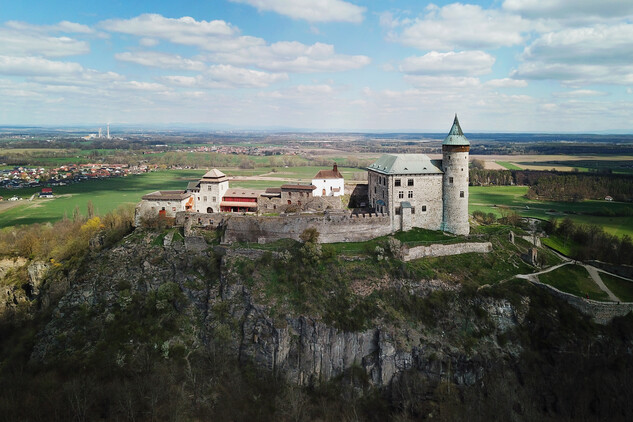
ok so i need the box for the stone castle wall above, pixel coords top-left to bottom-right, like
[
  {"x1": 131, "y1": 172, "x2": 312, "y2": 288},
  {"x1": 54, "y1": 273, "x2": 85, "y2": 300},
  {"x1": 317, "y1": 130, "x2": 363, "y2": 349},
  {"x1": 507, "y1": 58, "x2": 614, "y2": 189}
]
[{"x1": 222, "y1": 212, "x2": 392, "y2": 244}]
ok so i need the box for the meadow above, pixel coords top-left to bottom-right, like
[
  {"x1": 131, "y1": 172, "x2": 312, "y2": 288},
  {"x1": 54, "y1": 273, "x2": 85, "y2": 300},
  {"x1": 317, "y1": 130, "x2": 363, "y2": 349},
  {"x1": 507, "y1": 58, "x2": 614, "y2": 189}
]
[
  {"x1": 469, "y1": 186, "x2": 633, "y2": 237},
  {"x1": 2, "y1": 167, "x2": 633, "y2": 237},
  {"x1": 0, "y1": 166, "x2": 365, "y2": 227}
]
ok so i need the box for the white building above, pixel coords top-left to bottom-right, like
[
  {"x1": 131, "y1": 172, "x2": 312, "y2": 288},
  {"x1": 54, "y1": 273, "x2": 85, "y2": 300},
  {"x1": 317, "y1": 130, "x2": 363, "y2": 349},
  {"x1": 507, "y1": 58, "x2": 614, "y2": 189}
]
[
  {"x1": 138, "y1": 191, "x2": 194, "y2": 219},
  {"x1": 367, "y1": 115, "x2": 470, "y2": 235},
  {"x1": 311, "y1": 164, "x2": 344, "y2": 197},
  {"x1": 193, "y1": 169, "x2": 229, "y2": 213}
]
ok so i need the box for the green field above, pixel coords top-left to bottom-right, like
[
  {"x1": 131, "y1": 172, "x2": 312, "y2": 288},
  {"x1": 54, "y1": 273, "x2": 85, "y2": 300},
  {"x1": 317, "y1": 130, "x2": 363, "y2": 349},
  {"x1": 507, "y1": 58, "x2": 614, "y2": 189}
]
[
  {"x1": 600, "y1": 272, "x2": 633, "y2": 302},
  {"x1": 469, "y1": 186, "x2": 633, "y2": 237},
  {"x1": 496, "y1": 161, "x2": 522, "y2": 170},
  {"x1": 539, "y1": 264, "x2": 610, "y2": 301},
  {"x1": 0, "y1": 166, "x2": 365, "y2": 227}
]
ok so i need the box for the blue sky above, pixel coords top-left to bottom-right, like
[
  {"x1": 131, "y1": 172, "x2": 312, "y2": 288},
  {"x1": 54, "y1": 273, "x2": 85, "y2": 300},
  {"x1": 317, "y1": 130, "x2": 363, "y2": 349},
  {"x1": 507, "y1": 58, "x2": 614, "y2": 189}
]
[{"x1": 1, "y1": 0, "x2": 632, "y2": 132}]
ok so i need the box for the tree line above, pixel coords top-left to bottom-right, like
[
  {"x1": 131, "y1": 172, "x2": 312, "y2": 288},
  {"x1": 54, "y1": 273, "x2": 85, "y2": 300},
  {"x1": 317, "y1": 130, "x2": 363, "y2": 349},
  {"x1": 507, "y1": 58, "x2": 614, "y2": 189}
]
[
  {"x1": 545, "y1": 217, "x2": 633, "y2": 265},
  {"x1": 469, "y1": 165, "x2": 633, "y2": 202}
]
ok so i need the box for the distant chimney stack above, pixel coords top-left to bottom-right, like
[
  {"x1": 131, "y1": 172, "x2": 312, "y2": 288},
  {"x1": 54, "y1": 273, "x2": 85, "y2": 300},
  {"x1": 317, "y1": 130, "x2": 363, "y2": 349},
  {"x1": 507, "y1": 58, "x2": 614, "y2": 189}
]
[{"x1": 333, "y1": 163, "x2": 338, "y2": 172}]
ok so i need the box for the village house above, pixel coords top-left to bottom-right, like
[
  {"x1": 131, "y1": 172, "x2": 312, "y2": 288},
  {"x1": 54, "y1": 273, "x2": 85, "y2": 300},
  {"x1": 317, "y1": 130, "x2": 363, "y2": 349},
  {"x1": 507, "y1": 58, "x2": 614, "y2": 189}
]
[{"x1": 312, "y1": 164, "x2": 344, "y2": 197}]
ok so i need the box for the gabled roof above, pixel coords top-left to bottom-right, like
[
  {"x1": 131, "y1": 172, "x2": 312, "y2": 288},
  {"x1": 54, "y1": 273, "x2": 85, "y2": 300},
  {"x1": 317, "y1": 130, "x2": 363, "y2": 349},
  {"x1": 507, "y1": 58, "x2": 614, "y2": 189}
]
[
  {"x1": 186, "y1": 181, "x2": 200, "y2": 191},
  {"x1": 223, "y1": 189, "x2": 264, "y2": 198},
  {"x1": 367, "y1": 154, "x2": 443, "y2": 175},
  {"x1": 201, "y1": 169, "x2": 228, "y2": 181},
  {"x1": 281, "y1": 184, "x2": 316, "y2": 191},
  {"x1": 142, "y1": 190, "x2": 191, "y2": 201},
  {"x1": 442, "y1": 114, "x2": 470, "y2": 146},
  {"x1": 313, "y1": 164, "x2": 343, "y2": 180}
]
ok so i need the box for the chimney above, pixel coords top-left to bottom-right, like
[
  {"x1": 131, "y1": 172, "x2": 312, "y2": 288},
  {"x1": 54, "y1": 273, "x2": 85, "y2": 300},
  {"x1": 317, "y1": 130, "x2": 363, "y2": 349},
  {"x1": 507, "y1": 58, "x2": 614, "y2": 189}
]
[{"x1": 333, "y1": 163, "x2": 338, "y2": 173}]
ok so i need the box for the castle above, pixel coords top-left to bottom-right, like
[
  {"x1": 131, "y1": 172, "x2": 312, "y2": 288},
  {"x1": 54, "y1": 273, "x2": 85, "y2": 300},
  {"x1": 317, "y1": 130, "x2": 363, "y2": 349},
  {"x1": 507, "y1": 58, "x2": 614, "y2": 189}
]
[
  {"x1": 136, "y1": 116, "x2": 470, "y2": 241},
  {"x1": 367, "y1": 114, "x2": 470, "y2": 235}
]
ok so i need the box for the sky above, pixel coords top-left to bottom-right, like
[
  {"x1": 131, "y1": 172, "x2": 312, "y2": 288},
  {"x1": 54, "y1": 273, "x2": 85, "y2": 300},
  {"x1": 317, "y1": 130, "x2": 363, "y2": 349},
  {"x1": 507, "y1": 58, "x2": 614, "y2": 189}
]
[{"x1": 1, "y1": 0, "x2": 632, "y2": 132}]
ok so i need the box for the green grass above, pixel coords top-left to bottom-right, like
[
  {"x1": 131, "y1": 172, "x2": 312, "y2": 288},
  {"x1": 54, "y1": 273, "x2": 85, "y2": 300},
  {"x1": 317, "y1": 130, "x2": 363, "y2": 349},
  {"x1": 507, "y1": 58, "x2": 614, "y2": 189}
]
[
  {"x1": 599, "y1": 272, "x2": 633, "y2": 302},
  {"x1": 542, "y1": 234, "x2": 574, "y2": 256},
  {"x1": 469, "y1": 186, "x2": 633, "y2": 238},
  {"x1": 496, "y1": 161, "x2": 522, "y2": 170},
  {"x1": 0, "y1": 170, "x2": 204, "y2": 227},
  {"x1": 538, "y1": 264, "x2": 610, "y2": 301}
]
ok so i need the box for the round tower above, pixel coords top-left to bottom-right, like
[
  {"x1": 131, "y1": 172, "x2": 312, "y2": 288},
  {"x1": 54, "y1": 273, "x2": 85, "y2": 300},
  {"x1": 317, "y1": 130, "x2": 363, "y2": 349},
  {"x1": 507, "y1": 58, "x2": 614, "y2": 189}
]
[{"x1": 442, "y1": 115, "x2": 470, "y2": 235}]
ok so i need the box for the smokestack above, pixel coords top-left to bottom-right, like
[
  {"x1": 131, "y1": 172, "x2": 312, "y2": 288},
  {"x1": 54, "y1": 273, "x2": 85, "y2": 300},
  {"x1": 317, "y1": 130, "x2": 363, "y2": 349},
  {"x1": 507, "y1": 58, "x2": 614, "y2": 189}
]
[{"x1": 333, "y1": 163, "x2": 338, "y2": 173}]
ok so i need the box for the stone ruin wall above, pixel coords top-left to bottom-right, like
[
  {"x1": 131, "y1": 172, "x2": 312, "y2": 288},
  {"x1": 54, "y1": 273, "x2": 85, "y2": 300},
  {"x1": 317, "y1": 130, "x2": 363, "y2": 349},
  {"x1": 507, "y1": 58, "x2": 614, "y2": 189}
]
[
  {"x1": 533, "y1": 281, "x2": 633, "y2": 324},
  {"x1": 402, "y1": 242, "x2": 492, "y2": 261}
]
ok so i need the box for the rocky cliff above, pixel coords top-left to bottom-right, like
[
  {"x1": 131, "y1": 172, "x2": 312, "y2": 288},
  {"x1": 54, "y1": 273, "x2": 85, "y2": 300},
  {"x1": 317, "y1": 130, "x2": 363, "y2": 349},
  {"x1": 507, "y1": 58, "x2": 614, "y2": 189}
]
[{"x1": 3, "y1": 228, "x2": 633, "y2": 421}]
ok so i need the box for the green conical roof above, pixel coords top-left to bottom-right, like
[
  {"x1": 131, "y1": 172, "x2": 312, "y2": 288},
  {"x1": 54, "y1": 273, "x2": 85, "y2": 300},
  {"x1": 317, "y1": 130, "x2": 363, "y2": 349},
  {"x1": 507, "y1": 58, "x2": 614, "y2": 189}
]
[{"x1": 442, "y1": 114, "x2": 469, "y2": 146}]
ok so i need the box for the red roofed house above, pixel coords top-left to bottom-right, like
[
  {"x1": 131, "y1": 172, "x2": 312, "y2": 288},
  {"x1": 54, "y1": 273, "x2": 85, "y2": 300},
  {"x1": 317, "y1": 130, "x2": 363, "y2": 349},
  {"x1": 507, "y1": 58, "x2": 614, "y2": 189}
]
[{"x1": 311, "y1": 163, "x2": 344, "y2": 197}]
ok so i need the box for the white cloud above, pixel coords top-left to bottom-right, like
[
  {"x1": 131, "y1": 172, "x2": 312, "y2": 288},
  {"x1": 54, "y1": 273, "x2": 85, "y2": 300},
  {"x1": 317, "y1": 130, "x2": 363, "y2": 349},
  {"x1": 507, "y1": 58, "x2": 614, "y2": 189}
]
[
  {"x1": 399, "y1": 51, "x2": 495, "y2": 76},
  {"x1": 205, "y1": 41, "x2": 370, "y2": 73},
  {"x1": 5, "y1": 20, "x2": 94, "y2": 34},
  {"x1": 139, "y1": 37, "x2": 159, "y2": 47},
  {"x1": 115, "y1": 51, "x2": 206, "y2": 71},
  {"x1": 392, "y1": 4, "x2": 531, "y2": 50},
  {"x1": 503, "y1": 0, "x2": 633, "y2": 19},
  {"x1": 403, "y1": 75, "x2": 482, "y2": 89},
  {"x1": 229, "y1": 0, "x2": 365, "y2": 23},
  {"x1": 485, "y1": 78, "x2": 528, "y2": 88},
  {"x1": 102, "y1": 14, "x2": 368, "y2": 73},
  {"x1": 553, "y1": 89, "x2": 609, "y2": 97},
  {"x1": 101, "y1": 14, "x2": 236, "y2": 45},
  {"x1": 514, "y1": 24, "x2": 633, "y2": 85},
  {"x1": 0, "y1": 27, "x2": 89, "y2": 57},
  {"x1": 162, "y1": 65, "x2": 288, "y2": 89},
  {"x1": 0, "y1": 55, "x2": 83, "y2": 76}
]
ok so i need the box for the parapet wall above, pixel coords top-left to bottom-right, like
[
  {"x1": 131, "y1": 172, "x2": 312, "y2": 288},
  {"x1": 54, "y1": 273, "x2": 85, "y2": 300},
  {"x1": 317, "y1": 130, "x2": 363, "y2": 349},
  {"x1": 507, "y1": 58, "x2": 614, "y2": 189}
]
[
  {"x1": 222, "y1": 212, "x2": 392, "y2": 244},
  {"x1": 403, "y1": 242, "x2": 492, "y2": 261},
  {"x1": 533, "y1": 281, "x2": 633, "y2": 324}
]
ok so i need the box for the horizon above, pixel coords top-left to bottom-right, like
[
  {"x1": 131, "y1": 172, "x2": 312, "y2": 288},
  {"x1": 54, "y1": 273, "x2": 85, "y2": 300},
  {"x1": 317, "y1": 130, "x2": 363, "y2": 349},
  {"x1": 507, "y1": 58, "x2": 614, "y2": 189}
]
[{"x1": 1, "y1": 1, "x2": 633, "y2": 132}]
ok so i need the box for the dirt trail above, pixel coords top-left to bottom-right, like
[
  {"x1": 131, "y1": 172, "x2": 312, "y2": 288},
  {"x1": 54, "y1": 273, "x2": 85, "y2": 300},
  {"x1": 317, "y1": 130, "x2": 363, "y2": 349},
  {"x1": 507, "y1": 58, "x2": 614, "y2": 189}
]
[{"x1": 584, "y1": 265, "x2": 620, "y2": 301}]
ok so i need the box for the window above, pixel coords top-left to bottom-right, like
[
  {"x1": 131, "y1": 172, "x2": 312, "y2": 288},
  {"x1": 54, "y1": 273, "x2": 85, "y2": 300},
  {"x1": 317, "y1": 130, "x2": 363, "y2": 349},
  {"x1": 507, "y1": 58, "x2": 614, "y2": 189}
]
[
  {"x1": 460, "y1": 191, "x2": 464, "y2": 198},
  {"x1": 407, "y1": 179, "x2": 414, "y2": 186},
  {"x1": 382, "y1": 191, "x2": 385, "y2": 199},
  {"x1": 461, "y1": 168, "x2": 464, "y2": 171},
  {"x1": 374, "y1": 186, "x2": 376, "y2": 194},
  {"x1": 212, "y1": 196, "x2": 216, "y2": 202},
  {"x1": 395, "y1": 179, "x2": 401, "y2": 187},
  {"x1": 449, "y1": 177, "x2": 453, "y2": 183},
  {"x1": 408, "y1": 191, "x2": 413, "y2": 199},
  {"x1": 411, "y1": 207, "x2": 415, "y2": 214},
  {"x1": 208, "y1": 185, "x2": 212, "y2": 191},
  {"x1": 398, "y1": 191, "x2": 404, "y2": 199},
  {"x1": 422, "y1": 205, "x2": 427, "y2": 212},
  {"x1": 395, "y1": 207, "x2": 401, "y2": 215},
  {"x1": 289, "y1": 192, "x2": 292, "y2": 197},
  {"x1": 172, "y1": 207, "x2": 176, "y2": 211},
  {"x1": 203, "y1": 196, "x2": 207, "y2": 201}
]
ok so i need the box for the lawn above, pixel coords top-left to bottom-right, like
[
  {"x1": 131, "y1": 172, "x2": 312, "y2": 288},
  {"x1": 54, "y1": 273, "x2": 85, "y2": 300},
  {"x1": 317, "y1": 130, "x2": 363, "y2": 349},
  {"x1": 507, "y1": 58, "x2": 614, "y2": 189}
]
[
  {"x1": 538, "y1": 264, "x2": 610, "y2": 301},
  {"x1": 469, "y1": 186, "x2": 633, "y2": 237},
  {"x1": 599, "y1": 272, "x2": 633, "y2": 302},
  {"x1": 496, "y1": 161, "x2": 523, "y2": 170},
  {"x1": 541, "y1": 234, "x2": 574, "y2": 257},
  {"x1": 0, "y1": 165, "x2": 365, "y2": 227},
  {"x1": 0, "y1": 170, "x2": 204, "y2": 227}
]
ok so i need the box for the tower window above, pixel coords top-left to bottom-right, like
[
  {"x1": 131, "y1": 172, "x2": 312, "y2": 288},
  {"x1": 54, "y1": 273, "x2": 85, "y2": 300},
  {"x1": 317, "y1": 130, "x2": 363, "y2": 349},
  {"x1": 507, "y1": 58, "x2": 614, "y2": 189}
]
[
  {"x1": 374, "y1": 187, "x2": 376, "y2": 194},
  {"x1": 407, "y1": 179, "x2": 414, "y2": 186},
  {"x1": 461, "y1": 168, "x2": 464, "y2": 171},
  {"x1": 422, "y1": 205, "x2": 427, "y2": 212},
  {"x1": 411, "y1": 207, "x2": 415, "y2": 214},
  {"x1": 408, "y1": 191, "x2": 413, "y2": 198},
  {"x1": 395, "y1": 179, "x2": 401, "y2": 187},
  {"x1": 449, "y1": 177, "x2": 453, "y2": 183},
  {"x1": 398, "y1": 191, "x2": 404, "y2": 199},
  {"x1": 460, "y1": 191, "x2": 464, "y2": 198},
  {"x1": 395, "y1": 207, "x2": 401, "y2": 215}
]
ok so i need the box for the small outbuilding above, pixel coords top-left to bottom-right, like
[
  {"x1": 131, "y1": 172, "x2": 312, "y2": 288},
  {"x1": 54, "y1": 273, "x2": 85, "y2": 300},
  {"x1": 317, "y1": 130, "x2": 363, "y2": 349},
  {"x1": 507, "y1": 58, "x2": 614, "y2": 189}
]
[{"x1": 312, "y1": 164, "x2": 344, "y2": 197}]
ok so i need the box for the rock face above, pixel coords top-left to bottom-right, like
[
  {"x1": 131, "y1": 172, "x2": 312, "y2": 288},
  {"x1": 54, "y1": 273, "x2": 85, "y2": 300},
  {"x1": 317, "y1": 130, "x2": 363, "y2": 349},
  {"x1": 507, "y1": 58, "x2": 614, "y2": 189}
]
[{"x1": 30, "y1": 232, "x2": 530, "y2": 393}]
